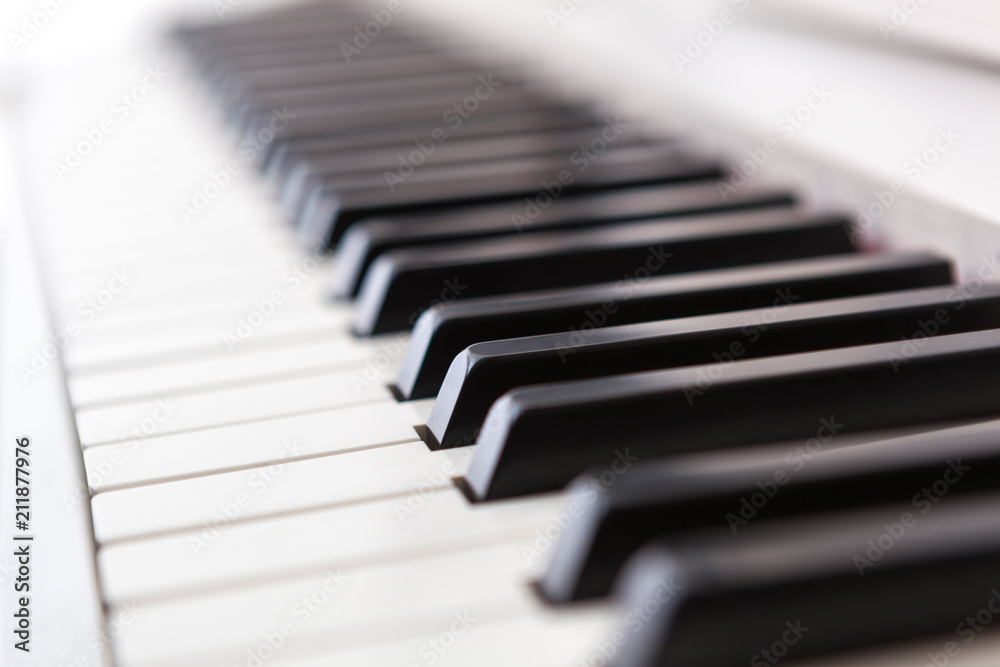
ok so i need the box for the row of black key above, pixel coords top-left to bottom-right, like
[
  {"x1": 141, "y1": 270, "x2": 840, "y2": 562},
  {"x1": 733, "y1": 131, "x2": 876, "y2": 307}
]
[{"x1": 177, "y1": 3, "x2": 1000, "y2": 665}]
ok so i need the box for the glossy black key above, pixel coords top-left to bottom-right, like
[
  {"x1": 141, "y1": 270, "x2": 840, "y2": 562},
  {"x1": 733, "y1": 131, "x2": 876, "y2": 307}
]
[
  {"x1": 541, "y1": 417, "x2": 1000, "y2": 603},
  {"x1": 233, "y1": 69, "x2": 528, "y2": 130},
  {"x1": 354, "y1": 209, "x2": 854, "y2": 335},
  {"x1": 427, "y1": 284, "x2": 1000, "y2": 448},
  {"x1": 280, "y1": 125, "x2": 654, "y2": 219},
  {"x1": 332, "y1": 183, "x2": 795, "y2": 298},
  {"x1": 254, "y1": 89, "x2": 580, "y2": 172},
  {"x1": 239, "y1": 83, "x2": 545, "y2": 146},
  {"x1": 265, "y1": 108, "x2": 599, "y2": 178},
  {"x1": 614, "y1": 494, "x2": 1000, "y2": 667},
  {"x1": 396, "y1": 252, "x2": 952, "y2": 400},
  {"x1": 302, "y1": 143, "x2": 722, "y2": 248},
  {"x1": 465, "y1": 328, "x2": 1000, "y2": 500}
]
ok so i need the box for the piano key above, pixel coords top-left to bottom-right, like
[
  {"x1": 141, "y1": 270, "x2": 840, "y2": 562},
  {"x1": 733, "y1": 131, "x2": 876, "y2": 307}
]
[
  {"x1": 63, "y1": 305, "x2": 354, "y2": 372},
  {"x1": 97, "y1": 487, "x2": 565, "y2": 604},
  {"x1": 91, "y1": 441, "x2": 474, "y2": 543},
  {"x1": 190, "y1": 20, "x2": 445, "y2": 62},
  {"x1": 613, "y1": 493, "x2": 1000, "y2": 667},
  {"x1": 355, "y1": 209, "x2": 855, "y2": 335},
  {"x1": 264, "y1": 107, "x2": 599, "y2": 179},
  {"x1": 232, "y1": 69, "x2": 531, "y2": 130},
  {"x1": 541, "y1": 416, "x2": 1000, "y2": 603},
  {"x1": 278, "y1": 125, "x2": 653, "y2": 218},
  {"x1": 396, "y1": 252, "x2": 953, "y2": 400},
  {"x1": 237, "y1": 82, "x2": 551, "y2": 155},
  {"x1": 427, "y1": 284, "x2": 1000, "y2": 448},
  {"x1": 67, "y1": 336, "x2": 382, "y2": 407},
  {"x1": 466, "y1": 328, "x2": 1000, "y2": 500},
  {"x1": 331, "y1": 183, "x2": 796, "y2": 298},
  {"x1": 299, "y1": 144, "x2": 723, "y2": 248},
  {"x1": 110, "y1": 541, "x2": 544, "y2": 667},
  {"x1": 177, "y1": 606, "x2": 612, "y2": 667},
  {"x1": 217, "y1": 51, "x2": 463, "y2": 94},
  {"x1": 236, "y1": 76, "x2": 540, "y2": 137},
  {"x1": 75, "y1": 366, "x2": 393, "y2": 447},
  {"x1": 205, "y1": 34, "x2": 468, "y2": 85},
  {"x1": 200, "y1": 37, "x2": 461, "y2": 77},
  {"x1": 83, "y1": 400, "x2": 423, "y2": 492}
]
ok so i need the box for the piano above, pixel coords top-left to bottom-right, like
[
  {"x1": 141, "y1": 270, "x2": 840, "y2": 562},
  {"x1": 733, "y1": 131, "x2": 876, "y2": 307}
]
[{"x1": 5, "y1": 0, "x2": 1000, "y2": 665}]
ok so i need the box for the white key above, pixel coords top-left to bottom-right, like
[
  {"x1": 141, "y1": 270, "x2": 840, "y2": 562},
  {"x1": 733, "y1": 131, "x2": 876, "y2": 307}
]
[
  {"x1": 70, "y1": 276, "x2": 329, "y2": 337},
  {"x1": 92, "y1": 442, "x2": 475, "y2": 543},
  {"x1": 76, "y1": 367, "x2": 392, "y2": 447},
  {"x1": 68, "y1": 337, "x2": 382, "y2": 406},
  {"x1": 83, "y1": 401, "x2": 423, "y2": 492},
  {"x1": 97, "y1": 488, "x2": 564, "y2": 604},
  {"x1": 111, "y1": 540, "x2": 546, "y2": 667},
  {"x1": 52, "y1": 230, "x2": 283, "y2": 277},
  {"x1": 176, "y1": 607, "x2": 616, "y2": 667},
  {"x1": 53, "y1": 254, "x2": 294, "y2": 308},
  {"x1": 65, "y1": 309, "x2": 355, "y2": 372}
]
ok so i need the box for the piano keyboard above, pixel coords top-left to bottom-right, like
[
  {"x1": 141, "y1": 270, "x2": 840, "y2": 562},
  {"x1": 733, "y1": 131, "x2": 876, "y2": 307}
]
[{"x1": 9, "y1": 0, "x2": 1000, "y2": 666}]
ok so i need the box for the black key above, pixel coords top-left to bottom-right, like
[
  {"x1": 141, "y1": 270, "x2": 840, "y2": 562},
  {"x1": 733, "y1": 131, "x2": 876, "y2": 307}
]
[
  {"x1": 464, "y1": 328, "x2": 1000, "y2": 500},
  {"x1": 396, "y1": 253, "x2": 953, "y2": 400},
  {"x1": 280, "y1": 126, "x2": 654, "y2": 219},
  {"x1": 299, "y1": 143, "x2": 721, "y2": 247},
  {"x1": 234, "y1": 70, "x2": 532, "y2": 131},
  {"x1": 332, "y1": 183, "x2": 796, "y2": 298},
  {"x1": 239, "y1": 83, "x2": 545, "y2": 146},
  {"x1": 541, "y1": 417, "x2": 1000, "y2": 603},
  {"x1": 614, "y1": 494, "x2": 1000, "y2": 667},
  {"x1": 233, "y1": 69, "x2": 528, "y2": 130},
  {"x1": 265, "y1": 108, "x2": 599, "y2": 178},
  {"x1": 202, "y1": 33, "x2": 456, "y2": 82},
  {"x1": 219, "y1": 53, "x2": 492, "y2": 111},
  {"x1": 427, "y1": 284, "x2": 1000, "y2": 448},
  {"x1": 256, "y1": 89, "x2": 578, "y2": 172},
  {"x1": 353, "y1": 209, "x2": 854, "y2": 335}
]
